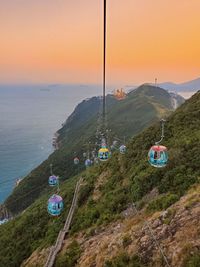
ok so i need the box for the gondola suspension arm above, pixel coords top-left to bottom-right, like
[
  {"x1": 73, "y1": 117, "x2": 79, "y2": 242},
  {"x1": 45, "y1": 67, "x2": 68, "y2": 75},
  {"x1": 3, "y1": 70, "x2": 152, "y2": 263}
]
[{"x1": 155, "y1": 119, "x2": 166, "y2": 145}]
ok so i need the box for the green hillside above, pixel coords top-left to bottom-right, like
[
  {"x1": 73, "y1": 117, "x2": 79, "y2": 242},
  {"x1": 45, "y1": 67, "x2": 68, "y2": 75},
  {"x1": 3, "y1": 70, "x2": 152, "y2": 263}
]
[
  {"x1": 4, "y1": 85, "x2": 180, "y2": 215},
  {"x1": 0, "y1": 90, "x2": 199, "y2": 267}
]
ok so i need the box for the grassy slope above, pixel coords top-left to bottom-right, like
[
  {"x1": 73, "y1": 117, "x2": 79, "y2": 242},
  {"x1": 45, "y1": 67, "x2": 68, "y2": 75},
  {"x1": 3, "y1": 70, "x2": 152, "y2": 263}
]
[
  {"x1": 0, "y1": 91, "x2": 198, "y2": 267},
  {"x1": 4, "y1": 85, "x2": 175, "y2": 215}
]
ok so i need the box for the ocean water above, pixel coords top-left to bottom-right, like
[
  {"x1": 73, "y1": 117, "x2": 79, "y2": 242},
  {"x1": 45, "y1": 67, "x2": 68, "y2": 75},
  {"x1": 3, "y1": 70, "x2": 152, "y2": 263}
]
[
  {"x1": 177, "y1": 91, "x2": 196, "y2": 99},
  {"x1": 0, "y1": 84, "x2": 104, "y2": 203}
]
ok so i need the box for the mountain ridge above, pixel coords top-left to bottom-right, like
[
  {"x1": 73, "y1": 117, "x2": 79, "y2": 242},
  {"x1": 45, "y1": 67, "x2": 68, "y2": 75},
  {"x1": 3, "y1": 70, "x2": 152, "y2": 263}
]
[
  {"x1": 157, "y1": 77, "x2": 200, "y2": 92},
  {"x1": 125, "y1": 77, "x2": 200, "y2": 93}
]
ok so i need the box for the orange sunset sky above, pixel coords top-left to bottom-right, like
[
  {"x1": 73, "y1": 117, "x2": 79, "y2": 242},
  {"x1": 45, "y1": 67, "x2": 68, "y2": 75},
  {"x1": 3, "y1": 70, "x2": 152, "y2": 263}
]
[{"x1": 1, "y1": 0, "x2": 200, "y2": 85}]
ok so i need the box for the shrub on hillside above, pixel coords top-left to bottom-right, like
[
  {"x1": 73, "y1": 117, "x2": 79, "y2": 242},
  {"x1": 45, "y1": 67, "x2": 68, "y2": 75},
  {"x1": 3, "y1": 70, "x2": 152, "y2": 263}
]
[
  {"x1": 104, "y1": 253, "x2": 145, "y2": 267},
  {"x1": 183, "y1": 253, "x2": 200, "y2": 267},
  {"x1": 55, "y1": 240, "x2": 81, "y2": 267},
  {"x1": 146, "y1": 193, "x2": 179, "y2": 212}
]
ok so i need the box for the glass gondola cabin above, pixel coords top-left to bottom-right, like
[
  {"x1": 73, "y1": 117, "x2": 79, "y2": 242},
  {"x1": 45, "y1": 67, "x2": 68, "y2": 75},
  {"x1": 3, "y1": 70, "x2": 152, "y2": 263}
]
[
  {"x1": 119, "y1": 145, "x2": 127, "y2": 154},
  {"x1": 85, "y1": 159, "x2": 92, "y2": 167},
  {"x1": 48, "y1": 194, "x2": 64, "y2": 216},
  {"x1": 74, "y1": 157, "x2": 80, "y2": 165},
  {"x1": 148, "y1": 145, "x2": 168, "y2": 168},
  {"x1": 48, "y1": 175, "x2": 58, "y2": 186},
  {"x1": 98, "y1": 147, "x2": 110, "y2": 161}
]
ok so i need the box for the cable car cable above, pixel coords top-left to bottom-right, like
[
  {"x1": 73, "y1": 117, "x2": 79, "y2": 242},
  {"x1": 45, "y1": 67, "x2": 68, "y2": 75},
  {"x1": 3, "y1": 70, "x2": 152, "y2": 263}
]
[
  {"x1": 50, "y1": 164, "x2": 53, "y2": 176},
  {"x1": 102, "y1": 0, "x2": 106, "y2": 132},
  {"x1": 155, "y1": 119, "x2": 166, "y2": 145}
]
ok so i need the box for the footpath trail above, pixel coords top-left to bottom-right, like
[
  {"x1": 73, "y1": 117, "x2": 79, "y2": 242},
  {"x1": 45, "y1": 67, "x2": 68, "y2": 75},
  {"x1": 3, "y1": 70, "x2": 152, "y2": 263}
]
[{"x1": 44, "y1": 177, "x2": 83, "y2": 267}]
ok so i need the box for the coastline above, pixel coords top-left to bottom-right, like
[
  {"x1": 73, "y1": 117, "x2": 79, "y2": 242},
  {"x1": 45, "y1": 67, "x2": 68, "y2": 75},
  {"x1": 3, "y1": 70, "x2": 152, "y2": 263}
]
[{"x1": 0, "y1": 204, "x2": 11, "y2": 222}]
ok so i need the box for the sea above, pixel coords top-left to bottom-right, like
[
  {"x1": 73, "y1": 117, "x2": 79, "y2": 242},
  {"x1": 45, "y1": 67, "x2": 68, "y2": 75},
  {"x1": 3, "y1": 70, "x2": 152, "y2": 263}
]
[{"x1": 0, "y1": 84, "x2": 108, "y2": 203}]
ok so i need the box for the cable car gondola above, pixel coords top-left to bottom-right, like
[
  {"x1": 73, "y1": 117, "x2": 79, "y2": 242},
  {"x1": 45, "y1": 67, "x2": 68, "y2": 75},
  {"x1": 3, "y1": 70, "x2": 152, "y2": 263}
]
[
  {"x1": 148, "y1": 119, "x2": 168, "y2": 168},
  {"x1": 98, "y1": 146, "x2": 110, "y2": 161},
  {"x1": 48, "y1": 175, "x2": 58, "y2": 186},
  {"x1": 119, "y1": 144, "x2": 126, "y2": 154},
  {"x1": 47, "y1": 194, "x2": 64, "y2": 216},
  {"x1": 85, "y1": 158, "x2": 92, "y2": 167},
  {"x1": 74, "y1": 157, "x2": 80, "y2": 165},
  {"x1": 148, "y1": 145, "x2": 168, "y2": 168}
]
